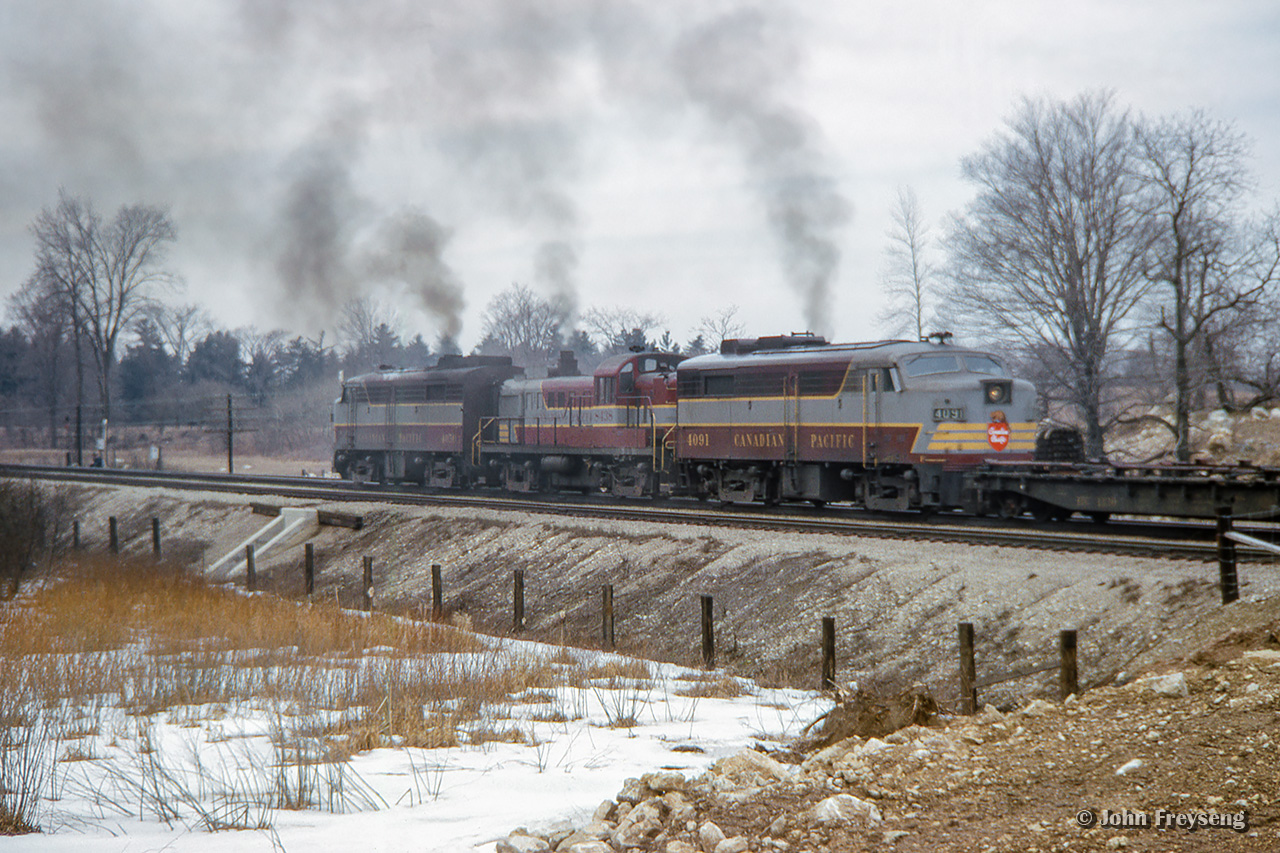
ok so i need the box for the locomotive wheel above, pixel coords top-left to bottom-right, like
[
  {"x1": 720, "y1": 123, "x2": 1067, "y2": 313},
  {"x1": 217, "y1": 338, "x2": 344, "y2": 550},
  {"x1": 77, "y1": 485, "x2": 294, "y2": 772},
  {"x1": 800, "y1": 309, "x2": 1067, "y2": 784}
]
[
  {"x1": 998, "y1": 496, "x2": 1024, "y2": 519},
  {"x1": 350, "y1": 458, "x2": 380, "y2": 484},
  {"x1": 763, "y1": 472, "x2": 780, "y2": 507},
  {"x1": 1088, "y1": 511, "x2": 1111, "y2": 524}
]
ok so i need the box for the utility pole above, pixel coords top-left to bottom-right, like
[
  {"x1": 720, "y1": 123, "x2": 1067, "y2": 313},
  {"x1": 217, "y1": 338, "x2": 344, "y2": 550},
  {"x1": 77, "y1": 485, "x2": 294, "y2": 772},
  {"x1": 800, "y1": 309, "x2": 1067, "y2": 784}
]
[{"x1": 226, "y1": 394, "x2": 234, "y2": 474}]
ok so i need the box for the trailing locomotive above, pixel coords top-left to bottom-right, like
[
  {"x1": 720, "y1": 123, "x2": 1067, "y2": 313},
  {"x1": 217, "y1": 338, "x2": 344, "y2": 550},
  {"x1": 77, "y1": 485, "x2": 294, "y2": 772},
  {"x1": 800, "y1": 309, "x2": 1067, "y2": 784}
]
[
  {"x1": 332, "y1": 354, "x2": 521, "y2": 486},
  {"x1": 485, "y1": 350, "x2": 684, "y2": 496},
  {"x1": 332, "y1": 332, "x2": 1038, "y2": 513}
]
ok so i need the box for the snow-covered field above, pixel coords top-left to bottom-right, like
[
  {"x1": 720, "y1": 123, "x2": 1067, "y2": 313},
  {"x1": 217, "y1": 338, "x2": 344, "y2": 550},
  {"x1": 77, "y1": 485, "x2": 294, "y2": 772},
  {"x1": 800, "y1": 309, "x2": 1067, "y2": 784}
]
[{"x1": 5, "y1": 634, "x2": 827, "y2": 853}]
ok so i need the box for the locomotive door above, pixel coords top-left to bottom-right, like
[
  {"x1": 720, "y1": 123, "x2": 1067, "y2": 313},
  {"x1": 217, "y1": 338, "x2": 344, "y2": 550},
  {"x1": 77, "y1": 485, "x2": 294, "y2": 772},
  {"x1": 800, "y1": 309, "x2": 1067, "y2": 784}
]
[
  {"x1": 384, "y1": 384, "x2": 404, "y2": 479},
  {"x1": 860, "y1": 370, "x2": 883, "y2": 466},
  {"x1": 783, "y1": 373, "x2": 799, "y2": 465},
  {"x1": 384, "y1": 384, "x2": 396, "y2": 451}
]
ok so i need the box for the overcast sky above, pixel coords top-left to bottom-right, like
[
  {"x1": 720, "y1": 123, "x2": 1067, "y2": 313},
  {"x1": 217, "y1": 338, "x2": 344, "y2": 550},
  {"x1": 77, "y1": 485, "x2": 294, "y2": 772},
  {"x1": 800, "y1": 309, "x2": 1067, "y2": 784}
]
[{"x1": 2, "y1": 0, "x2": 1278, "y2": 351}]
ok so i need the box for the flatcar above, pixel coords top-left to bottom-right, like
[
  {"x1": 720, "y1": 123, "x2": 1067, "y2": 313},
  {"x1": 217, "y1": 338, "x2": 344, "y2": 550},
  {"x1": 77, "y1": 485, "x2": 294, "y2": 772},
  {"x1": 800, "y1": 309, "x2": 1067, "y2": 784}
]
[{"x1": 675, "y1": 333, "x2": 1038, "y2": 511}]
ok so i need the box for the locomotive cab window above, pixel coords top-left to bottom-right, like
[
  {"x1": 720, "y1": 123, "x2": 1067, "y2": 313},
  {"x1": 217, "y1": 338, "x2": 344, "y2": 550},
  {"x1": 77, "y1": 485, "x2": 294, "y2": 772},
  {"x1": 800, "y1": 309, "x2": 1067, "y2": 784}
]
[
  {"x1": 595, "y1": 376, "x2": 616, "y2": 404},
  {"x1": 704, "y1": 374, "x2": 735, "y2": 397},
  {"x1": 963, "y1": 355, "x2": 1006, "y2": 376},
  {"x1": 847, "y1": 368, "x2": 895, "y2": 393},
  {"x1": 902, "y1": 355, "x2": 960, "y2": 376},
  {"x1": 619, "y1": 363, "x2": 636, "y2": 394}
]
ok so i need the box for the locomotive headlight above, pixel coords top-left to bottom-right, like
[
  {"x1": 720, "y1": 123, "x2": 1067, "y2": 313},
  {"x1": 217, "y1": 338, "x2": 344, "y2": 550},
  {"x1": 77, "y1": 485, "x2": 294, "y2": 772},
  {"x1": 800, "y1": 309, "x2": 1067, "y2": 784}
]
[{"x1": 984, "y1": 381, "x2": 1011, "y2": 405}]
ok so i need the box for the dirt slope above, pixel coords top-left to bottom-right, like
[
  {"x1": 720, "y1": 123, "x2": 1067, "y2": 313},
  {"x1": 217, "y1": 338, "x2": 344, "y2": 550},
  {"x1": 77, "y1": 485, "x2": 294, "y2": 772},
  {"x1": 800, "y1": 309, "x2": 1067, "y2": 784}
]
[{"x1": 44, "y1": 482, "x2": 1280, "y2": 708}]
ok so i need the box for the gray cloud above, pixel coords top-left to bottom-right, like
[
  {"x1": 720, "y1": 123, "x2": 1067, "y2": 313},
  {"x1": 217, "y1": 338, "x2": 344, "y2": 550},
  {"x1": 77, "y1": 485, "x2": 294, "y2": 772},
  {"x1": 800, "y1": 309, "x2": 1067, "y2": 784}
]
[{"x1": 0, "y1": 0, "x2": 853, "y2": 342}]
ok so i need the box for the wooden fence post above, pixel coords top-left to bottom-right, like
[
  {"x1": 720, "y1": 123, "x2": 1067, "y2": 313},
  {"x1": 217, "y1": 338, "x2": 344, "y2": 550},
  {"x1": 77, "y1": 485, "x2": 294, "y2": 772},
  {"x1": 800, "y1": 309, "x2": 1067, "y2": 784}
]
[
  {"x1": 363, "y1": 556, "x2": 374, "y2": 612},
  {"x1": 602, "y1": 584, "x2": 615, "y2": 650},
  {"x1": 958, "y1": 622, "x2": 977, "y2": 715},
  {"x1": 245, "y1": 544, "x2": 256, "y2": 592},
  {"x1": 151, "y1": 518, "x2": 161, "y2": 559},
  {"x1": 108, "y1": 517, "x2": 119, "y2": 555},
  {"x1": 1217, "y1": 507, "x2": 1239, "y2": 604},
  {"x1": 431, "y1": 564, "x2": 443, "y2": 620},
  {"x1": 1059, "y1": 629, "x2": 1079, "y2": 700},
  {"x1": 821, "y1": 617, "x2": 836, "y2": 692},
  {"x1": 226, "y1": 394, "x2": 234, "y2": 475},
  {"x1": 701, "y1": 595, "x2": 715, "y2": 670},
  {"x1": 513, "y1": 570, "x2": 525, "y2": 633},
  {"x1": 304, "y1": 543, "x2": 315, "y2": 598}
]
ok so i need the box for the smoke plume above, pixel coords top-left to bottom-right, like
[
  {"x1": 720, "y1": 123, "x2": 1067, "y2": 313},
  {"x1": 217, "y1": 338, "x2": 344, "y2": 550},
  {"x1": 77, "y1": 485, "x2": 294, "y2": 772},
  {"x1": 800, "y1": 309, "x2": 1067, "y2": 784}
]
[
  {"x1": 1, "y1": 1, "x2": 856, "y2": 344},
  {"x1": 362, "y1": 211, "x2": 466, "y2": 341},
  {"x1": 273, "y1": 142, "x2": 361, "y2": 328},
  {"x1": 673, "y1": 8, "x2": 851, "y2": 334},
  {"x1": 272, "y1": 131, "x2": 466, "y2": 339}
]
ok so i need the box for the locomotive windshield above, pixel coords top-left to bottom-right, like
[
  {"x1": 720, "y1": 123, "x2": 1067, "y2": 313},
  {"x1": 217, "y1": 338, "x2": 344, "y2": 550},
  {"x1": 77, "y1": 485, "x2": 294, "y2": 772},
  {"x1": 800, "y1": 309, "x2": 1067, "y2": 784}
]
[
  {"x1": 901, "y1": 353, "x2": 1008, "y2": 378},
  {"x1": 902, "y1": 354, "x2": 960, "y2": 376},
  {"x1": 962, "y1": 355, "x2": 1007, "y2": 376},
  {"x1": 640, "y1": 355, "x2": 680, "y2": 374}
]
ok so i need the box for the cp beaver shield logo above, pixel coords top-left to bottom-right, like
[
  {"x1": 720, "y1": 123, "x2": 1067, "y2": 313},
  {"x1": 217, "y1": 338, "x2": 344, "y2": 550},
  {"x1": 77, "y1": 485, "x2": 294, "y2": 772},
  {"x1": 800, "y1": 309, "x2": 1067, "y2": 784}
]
[{"x1": 987, "y1": 410, "x2": 1010, "y2": 451}]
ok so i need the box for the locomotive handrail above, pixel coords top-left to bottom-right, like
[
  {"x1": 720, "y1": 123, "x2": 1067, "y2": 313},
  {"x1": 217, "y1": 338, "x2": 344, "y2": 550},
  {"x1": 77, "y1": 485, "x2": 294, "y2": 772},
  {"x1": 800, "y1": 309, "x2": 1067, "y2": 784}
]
[
  {"x1": 654, "y1": 424, "x2": 677, "y2": 473},
  {"x1": 471, "y1": 417, "x2": 498, "y2": 465}
]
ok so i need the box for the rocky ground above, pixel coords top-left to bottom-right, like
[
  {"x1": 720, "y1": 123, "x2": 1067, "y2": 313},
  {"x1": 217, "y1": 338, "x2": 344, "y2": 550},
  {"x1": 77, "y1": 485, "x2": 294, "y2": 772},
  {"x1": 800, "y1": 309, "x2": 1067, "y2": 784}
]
[{"x1": 496, "y1": 641, "x2": 1280, "y2": 853}]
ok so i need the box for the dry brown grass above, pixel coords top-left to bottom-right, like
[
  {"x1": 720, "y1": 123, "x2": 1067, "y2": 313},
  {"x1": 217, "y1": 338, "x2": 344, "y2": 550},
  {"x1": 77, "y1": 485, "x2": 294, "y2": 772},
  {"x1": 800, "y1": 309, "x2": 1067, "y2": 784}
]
[
  {"x1": 0, "y1": 553, "x2": 683, "y2": 833},
  {"x1": 672, "y1": 672, "x2": 745, "y2": 699},
  {"x1": 581, "y1": 657, "x2": 653, "y2": 682},
  {"x1": 0, "y1": 555, "x2": 660, "y2": 758},
  {"x1": 3, "y1": 555, "x2": 478, "y2": 659}
]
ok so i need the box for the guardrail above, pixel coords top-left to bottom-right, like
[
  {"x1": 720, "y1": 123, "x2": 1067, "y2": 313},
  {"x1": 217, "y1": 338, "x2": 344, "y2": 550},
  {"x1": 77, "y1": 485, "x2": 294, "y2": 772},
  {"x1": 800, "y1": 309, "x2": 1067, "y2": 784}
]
[{"x1": 1216, "y1": 507, "x2": 1280, "y2": 604}]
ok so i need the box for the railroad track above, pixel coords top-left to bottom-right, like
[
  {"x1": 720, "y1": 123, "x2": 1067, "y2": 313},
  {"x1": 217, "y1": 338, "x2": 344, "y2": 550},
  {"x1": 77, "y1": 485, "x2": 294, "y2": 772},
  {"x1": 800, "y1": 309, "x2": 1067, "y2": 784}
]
[{"x1": 3, "y1": 463, "x2": 1274, "y2": 563}]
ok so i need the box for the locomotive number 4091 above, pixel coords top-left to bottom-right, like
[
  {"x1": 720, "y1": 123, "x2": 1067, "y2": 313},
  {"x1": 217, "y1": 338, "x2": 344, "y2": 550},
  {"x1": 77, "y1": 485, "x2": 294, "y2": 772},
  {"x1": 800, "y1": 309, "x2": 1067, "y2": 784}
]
[{"x1": 933, "y1": 407, "x2": 965, "y2": 422}]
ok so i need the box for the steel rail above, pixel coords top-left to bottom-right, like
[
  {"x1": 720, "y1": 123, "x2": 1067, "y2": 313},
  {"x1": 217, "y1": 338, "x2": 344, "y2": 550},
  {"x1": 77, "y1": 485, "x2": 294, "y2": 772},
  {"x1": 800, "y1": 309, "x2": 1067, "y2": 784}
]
[{"x1": 2, "y1": 463, "x2": 1270, "y2": 562}]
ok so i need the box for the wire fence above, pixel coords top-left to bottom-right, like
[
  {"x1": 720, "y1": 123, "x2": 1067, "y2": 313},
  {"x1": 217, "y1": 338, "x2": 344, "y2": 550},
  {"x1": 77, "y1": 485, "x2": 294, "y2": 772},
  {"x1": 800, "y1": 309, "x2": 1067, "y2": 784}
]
[{"x1": 0, "y1": 392, "x2": 332, "y2": 461}]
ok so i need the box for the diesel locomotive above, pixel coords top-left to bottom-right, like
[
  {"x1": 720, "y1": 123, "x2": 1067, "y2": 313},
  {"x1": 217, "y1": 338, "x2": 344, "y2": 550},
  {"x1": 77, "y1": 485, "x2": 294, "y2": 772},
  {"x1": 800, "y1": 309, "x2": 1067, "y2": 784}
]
[
  {"x1": 333, "y1": 332, "x2": 1039, "y2": 513},
  {"x1": 675, "y1": 334, "x2": 1037, "y2": 510}
]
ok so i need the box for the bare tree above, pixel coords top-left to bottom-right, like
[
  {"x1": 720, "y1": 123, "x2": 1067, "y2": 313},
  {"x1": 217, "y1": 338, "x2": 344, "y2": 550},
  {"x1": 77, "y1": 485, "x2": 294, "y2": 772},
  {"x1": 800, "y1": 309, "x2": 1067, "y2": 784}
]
[
  {"x1": 877, "y1": 186, "x2": 935, "y2": 340},
  {"x1": 81, "y1": 204, "x2": 178, "y2": 419},
  {"x1": 1203, "y1": 211, "x2": 1280, "y2": 410},
  {"x1": 473, "y1": 284, "x2": 562, "y2": 368},
  {"x1": 28, "y1": 194, "x2": 177, "y2": 422},
  {"x1": 1135, "y1": 111, "x2": 1272, "y2": 460},
  {"x1": 338, "y1": 296, "x2": 402, "y2": 356},
  {"x1": 7, "y1": 276, "x2": 70, "y2": 446},
  {"x1": 694, "y1": 305, "x2": 746, "y2": 349},
  {"x1": 28, "y1": 191, "x2": 97, "y2": 431},
  {"x1": 581, "y1": 305, "x2": 664, "y2": 355},
  {"x1": 945, "y1": 91, "x2": 1156, "y2": 457},
  {"x1": 147, "y1": 302, "x2": 210, "y2": 366}
]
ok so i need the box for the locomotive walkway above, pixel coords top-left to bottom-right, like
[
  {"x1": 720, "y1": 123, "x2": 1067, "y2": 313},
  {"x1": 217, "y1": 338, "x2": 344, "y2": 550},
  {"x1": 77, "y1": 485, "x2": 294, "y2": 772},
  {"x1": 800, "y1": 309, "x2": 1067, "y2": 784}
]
[{"x1": 2, "y1": 463, "x2": 1275, "y2": 563}]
